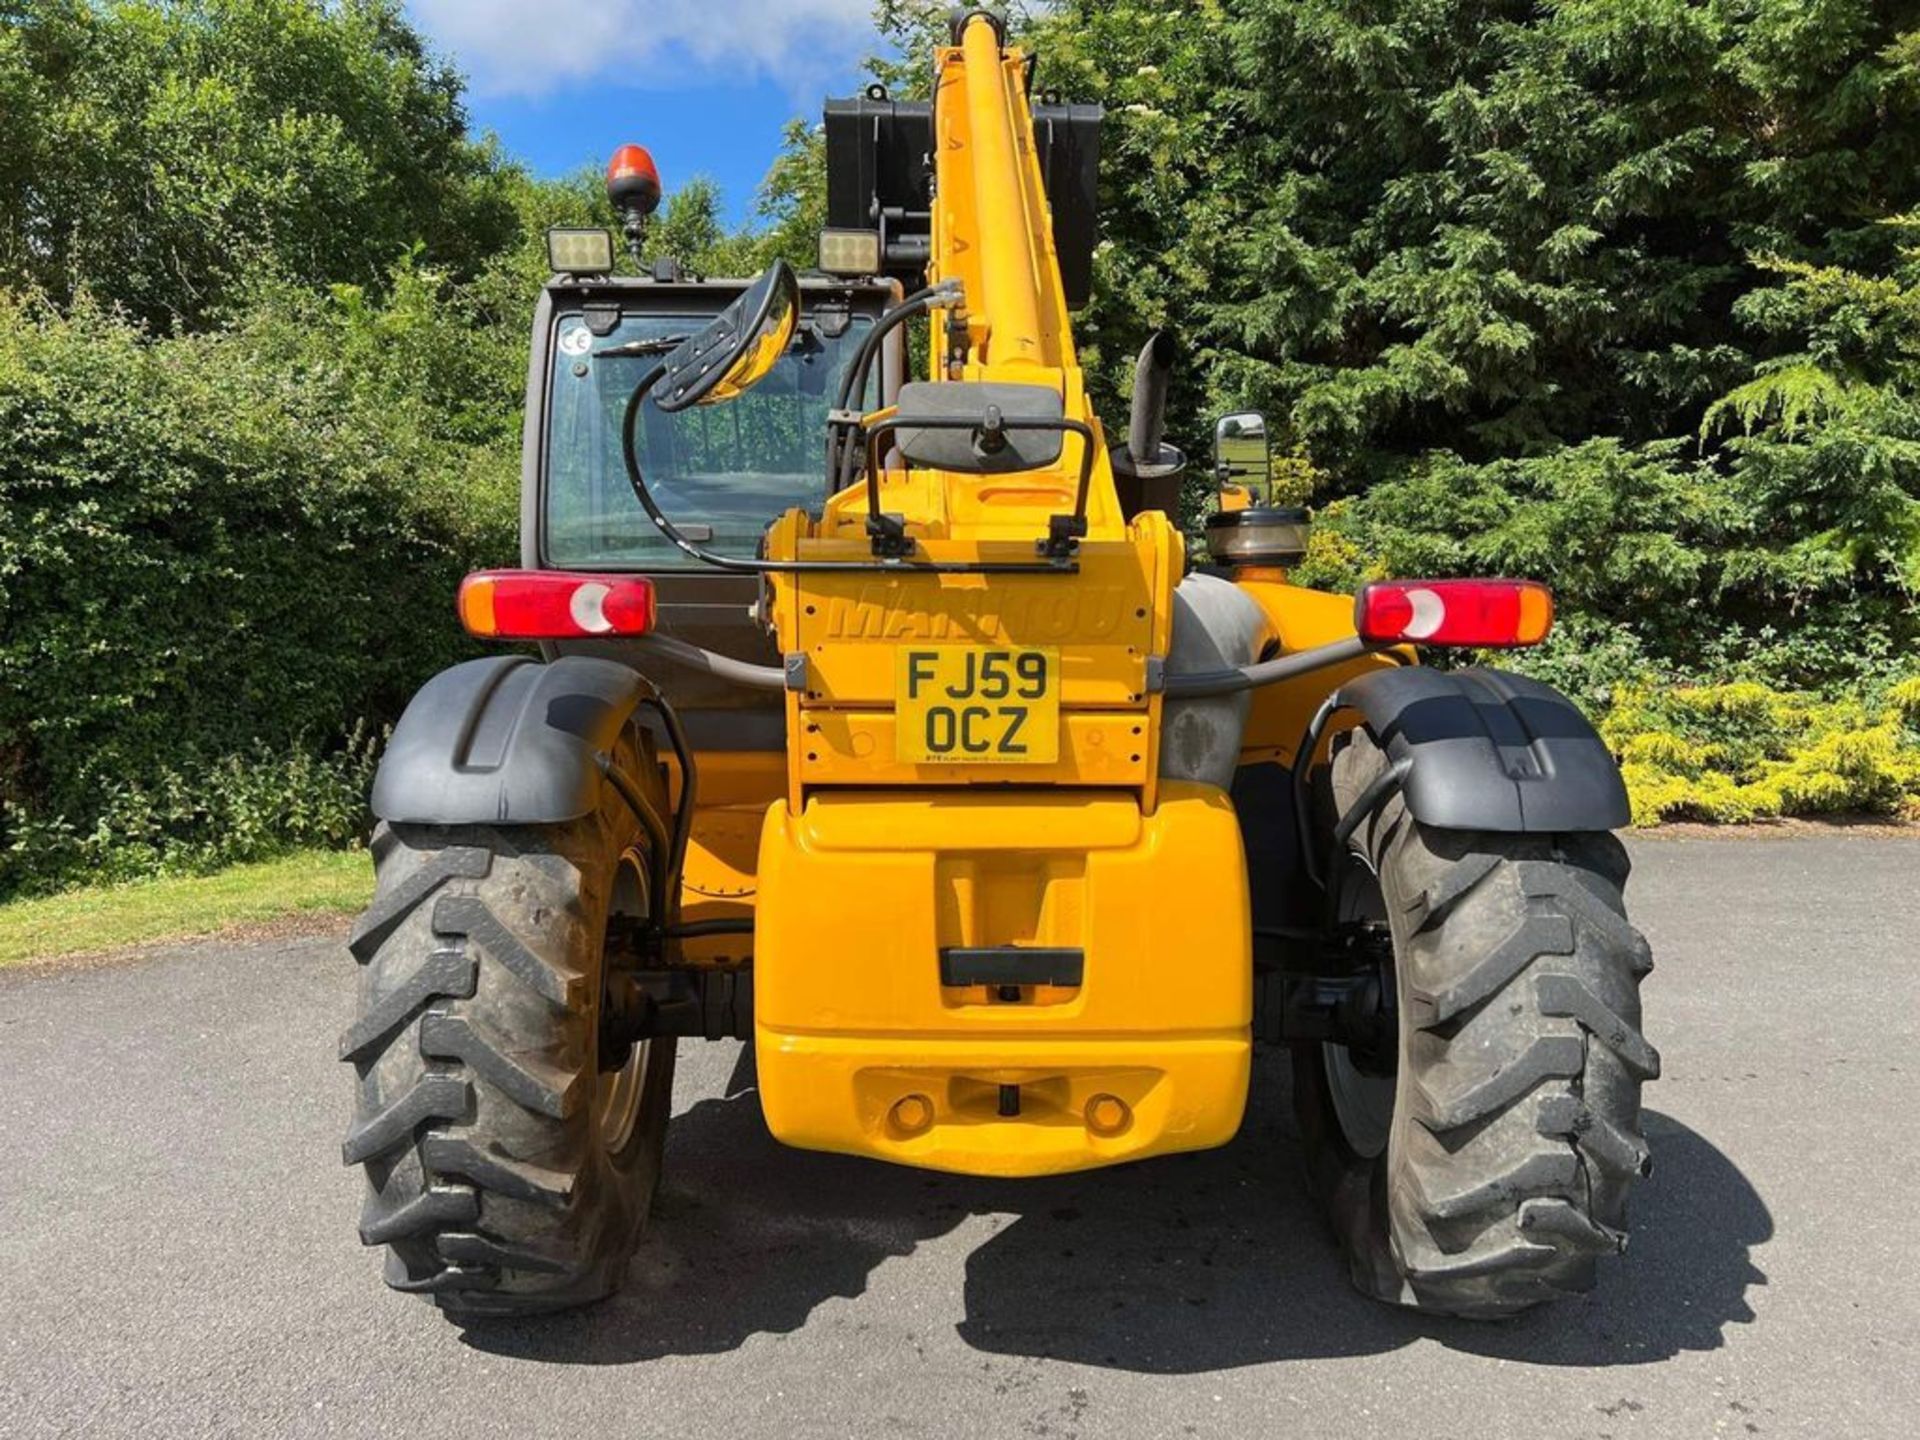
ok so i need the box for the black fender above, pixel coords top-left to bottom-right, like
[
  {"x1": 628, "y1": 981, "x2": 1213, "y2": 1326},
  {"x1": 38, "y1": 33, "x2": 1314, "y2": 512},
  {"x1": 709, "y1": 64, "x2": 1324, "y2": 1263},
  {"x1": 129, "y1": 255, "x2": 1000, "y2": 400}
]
[
  {"x1": 1332, "y1": 666, "x2": 1629, "y2": 833},
  {"x1": 371, "y1": 656, "x2": 653, "y2": 827}
]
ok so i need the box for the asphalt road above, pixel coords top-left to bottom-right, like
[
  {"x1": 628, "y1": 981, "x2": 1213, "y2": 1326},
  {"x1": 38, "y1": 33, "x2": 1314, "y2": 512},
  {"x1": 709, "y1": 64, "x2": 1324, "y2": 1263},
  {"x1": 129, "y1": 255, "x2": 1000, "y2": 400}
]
[{"x1": 2, "y1": 834, "x2": 1916, "y2": 1439}]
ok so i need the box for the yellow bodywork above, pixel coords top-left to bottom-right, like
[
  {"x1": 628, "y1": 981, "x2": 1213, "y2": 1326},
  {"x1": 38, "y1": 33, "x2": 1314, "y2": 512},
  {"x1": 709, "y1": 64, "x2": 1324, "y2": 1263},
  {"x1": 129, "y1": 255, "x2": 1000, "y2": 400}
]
[
  {"x1": 754, "y1": 785, "x2": 1250, "y2": 1174},
  {"x1": 668, "y1": 18, "x2": 1392, "y2": 1175}
]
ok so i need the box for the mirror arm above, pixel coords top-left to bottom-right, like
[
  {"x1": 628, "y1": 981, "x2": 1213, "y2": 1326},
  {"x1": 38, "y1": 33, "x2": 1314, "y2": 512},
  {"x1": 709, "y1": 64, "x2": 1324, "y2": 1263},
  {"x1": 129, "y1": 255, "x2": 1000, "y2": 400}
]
[{"x1": 860, "y1": 414, "x2": 1096, "y2": 561}]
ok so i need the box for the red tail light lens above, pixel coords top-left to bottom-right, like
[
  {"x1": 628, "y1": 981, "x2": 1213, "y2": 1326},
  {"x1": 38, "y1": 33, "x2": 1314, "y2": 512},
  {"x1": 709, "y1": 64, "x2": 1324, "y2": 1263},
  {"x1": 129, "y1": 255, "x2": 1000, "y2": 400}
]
[
  {"x1": 458, "y1": 571, "x2": 656, "y2": 640},
  {"x1": 1355, "y1": 579, "x2": 1554, "y2": 649}
]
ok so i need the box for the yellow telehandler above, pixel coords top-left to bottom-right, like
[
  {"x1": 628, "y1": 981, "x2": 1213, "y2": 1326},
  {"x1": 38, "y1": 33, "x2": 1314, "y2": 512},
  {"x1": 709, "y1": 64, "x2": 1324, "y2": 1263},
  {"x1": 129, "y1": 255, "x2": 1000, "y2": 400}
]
[{"x1": 342, "y1": 9, "x2": 1657, "y2": 1321}]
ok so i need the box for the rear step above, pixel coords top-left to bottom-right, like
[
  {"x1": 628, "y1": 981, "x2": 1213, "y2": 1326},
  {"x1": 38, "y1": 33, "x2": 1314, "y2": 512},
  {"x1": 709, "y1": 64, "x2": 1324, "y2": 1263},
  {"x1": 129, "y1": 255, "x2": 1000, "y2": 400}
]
[{"x1": 937, "y1": 947, "x2": 1085, "y2": 989}]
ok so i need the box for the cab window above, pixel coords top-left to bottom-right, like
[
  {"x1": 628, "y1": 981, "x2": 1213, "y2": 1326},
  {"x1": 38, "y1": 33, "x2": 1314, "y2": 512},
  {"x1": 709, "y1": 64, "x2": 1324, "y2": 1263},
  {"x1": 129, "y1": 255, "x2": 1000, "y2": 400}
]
[{"x1": 544, "y1": 310, "x2": 873, "y2": 568}]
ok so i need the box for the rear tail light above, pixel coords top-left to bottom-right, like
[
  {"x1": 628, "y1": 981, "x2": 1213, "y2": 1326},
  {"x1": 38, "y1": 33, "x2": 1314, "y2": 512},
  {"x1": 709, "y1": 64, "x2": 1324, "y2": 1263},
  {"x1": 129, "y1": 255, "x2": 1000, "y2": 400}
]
[
  {"x1": 1355, "y1": 579, "x2": 1554, "y2": 649},
  {"x1": 458, "y1": 571, "x2": 657, "y2": 640}
]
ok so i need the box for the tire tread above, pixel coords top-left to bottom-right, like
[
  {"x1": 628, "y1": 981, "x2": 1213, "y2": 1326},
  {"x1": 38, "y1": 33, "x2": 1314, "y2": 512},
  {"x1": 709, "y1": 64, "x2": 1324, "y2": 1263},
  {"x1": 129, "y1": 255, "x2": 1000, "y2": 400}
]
[
  {"x1": 1298, "y1": 727, "x2": 1658, "y2": 1318},
  {"x1": 340, "y1": 730, "x2": 676, "y2": 1318}
]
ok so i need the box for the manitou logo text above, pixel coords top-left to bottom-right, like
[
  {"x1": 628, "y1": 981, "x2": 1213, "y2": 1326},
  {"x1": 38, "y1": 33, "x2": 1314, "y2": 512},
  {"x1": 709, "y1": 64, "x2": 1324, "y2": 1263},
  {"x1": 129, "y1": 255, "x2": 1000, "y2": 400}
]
[{"x1": 819, "y1": 585, "x2": 1141, "y2": 642}]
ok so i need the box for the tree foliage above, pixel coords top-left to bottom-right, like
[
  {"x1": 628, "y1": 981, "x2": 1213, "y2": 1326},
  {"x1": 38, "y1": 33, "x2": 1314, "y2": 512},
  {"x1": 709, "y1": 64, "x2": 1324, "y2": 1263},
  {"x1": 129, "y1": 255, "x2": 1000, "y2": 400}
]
[
  {"x1": 973, "y1": 0, "x2": 1920, "y2": 717},
  {"x1": 872, "y1": 0, "x2": 1920, "y2": 816},
  {"x1": 0, "y1": 0, "x2": 518, "y2": 329},
  {"x1": 0, "y1": 0, "x2": 838, "y2": 895},
  {"x1": 0, "y1": 280, "x2": 517, "y2": 893},
  {"x1": 1013, "y1": 0, "x2": 1920, "y2": 462}
]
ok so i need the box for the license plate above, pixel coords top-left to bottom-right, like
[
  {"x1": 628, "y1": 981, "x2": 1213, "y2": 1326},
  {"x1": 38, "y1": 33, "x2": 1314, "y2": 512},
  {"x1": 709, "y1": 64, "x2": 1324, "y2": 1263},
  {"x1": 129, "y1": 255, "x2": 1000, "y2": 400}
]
[{"x1": 896, "y1": 647, "x2": 1060, "y2": 764}]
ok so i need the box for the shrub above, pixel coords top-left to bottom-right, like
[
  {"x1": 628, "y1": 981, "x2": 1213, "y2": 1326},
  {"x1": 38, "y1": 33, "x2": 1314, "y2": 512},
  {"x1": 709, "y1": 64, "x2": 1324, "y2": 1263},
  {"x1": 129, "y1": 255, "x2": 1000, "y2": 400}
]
[
  {"x1": 0, "y1": 284, "x2": 518, "y2": 898},
  {"x1": 3, "y1": 728, "x2": 378, "y2": 893},
  {"x1": 1603, "y1": 680, "x2": 1920, "y2": 826}
]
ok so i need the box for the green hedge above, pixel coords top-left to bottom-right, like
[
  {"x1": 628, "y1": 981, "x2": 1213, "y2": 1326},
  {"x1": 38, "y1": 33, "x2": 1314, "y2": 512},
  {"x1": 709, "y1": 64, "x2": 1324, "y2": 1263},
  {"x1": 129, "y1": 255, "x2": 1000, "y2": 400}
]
[{"x1": 0, "y1": 284, "x2": 517, "y2": 896}]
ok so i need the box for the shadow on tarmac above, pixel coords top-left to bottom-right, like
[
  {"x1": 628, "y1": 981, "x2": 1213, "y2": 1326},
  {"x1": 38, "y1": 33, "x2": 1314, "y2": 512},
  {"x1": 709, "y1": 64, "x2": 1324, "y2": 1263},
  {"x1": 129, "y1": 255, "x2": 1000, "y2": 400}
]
[{"x1": 459, "y1": 1045, "x2": 1768, "y2": 1372}]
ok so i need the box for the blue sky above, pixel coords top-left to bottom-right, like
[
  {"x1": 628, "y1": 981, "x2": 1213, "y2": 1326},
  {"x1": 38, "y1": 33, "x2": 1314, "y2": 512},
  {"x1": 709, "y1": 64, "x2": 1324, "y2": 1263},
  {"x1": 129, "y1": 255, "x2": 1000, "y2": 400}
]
[{"x1": 407, "y1": 0, "x2": 885, "y2": 227}]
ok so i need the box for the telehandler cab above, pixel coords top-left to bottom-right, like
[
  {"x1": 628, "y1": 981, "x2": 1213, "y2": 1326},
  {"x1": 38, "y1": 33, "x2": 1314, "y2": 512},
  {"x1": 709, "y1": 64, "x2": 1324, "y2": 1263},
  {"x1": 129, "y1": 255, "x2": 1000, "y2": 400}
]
[{"x1": 342, "y1": 10, "x2": 1657, "y2": 1321}]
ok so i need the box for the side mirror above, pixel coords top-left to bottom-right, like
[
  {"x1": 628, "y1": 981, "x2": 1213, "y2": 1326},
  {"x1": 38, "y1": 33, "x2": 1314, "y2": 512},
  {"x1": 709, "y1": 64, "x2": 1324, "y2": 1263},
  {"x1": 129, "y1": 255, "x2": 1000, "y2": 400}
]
[
  {"x1": 1213, "y1": 411, "x2": 1273, "y2": 506},
  {"x1": 653, "y1": 260, "x2": 801, "y2": 414}
]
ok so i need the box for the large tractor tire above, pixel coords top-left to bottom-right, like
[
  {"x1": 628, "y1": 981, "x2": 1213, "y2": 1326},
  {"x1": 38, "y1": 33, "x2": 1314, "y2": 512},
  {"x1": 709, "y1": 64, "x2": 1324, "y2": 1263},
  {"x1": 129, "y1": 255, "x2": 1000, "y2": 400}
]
[
  {"x1": 1293, "y1": 727, "x2": 1659, "y2": 1318},
  {"x1": 340, "y1": 728, "x2": 675, "y2": 1318}
]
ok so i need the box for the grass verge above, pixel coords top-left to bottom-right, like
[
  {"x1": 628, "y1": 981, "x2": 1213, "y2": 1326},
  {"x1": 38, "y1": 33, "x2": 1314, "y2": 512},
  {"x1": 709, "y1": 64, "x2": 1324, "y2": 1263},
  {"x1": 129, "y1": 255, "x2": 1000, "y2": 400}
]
[{"x1": 0, "y1": 848, "x2": 373, "y2": 968}]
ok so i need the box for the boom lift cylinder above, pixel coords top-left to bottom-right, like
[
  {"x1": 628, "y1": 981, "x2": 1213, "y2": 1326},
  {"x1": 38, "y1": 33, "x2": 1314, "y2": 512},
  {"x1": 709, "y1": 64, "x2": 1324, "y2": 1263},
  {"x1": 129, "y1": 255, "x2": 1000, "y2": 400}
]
[{"x1": 959, "y1": 16, "x2": 1046, "y2": 368}]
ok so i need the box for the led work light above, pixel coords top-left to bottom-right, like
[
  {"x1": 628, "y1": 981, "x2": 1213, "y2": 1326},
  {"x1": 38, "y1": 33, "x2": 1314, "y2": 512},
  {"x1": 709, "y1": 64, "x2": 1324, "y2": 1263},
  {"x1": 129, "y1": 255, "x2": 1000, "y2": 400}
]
[
  {"x1": 546, "y1": 227, "x2": 617, "y2": 276},
  {"x1": 818, "y1": 228, "x2": 883, "y2": 277}
]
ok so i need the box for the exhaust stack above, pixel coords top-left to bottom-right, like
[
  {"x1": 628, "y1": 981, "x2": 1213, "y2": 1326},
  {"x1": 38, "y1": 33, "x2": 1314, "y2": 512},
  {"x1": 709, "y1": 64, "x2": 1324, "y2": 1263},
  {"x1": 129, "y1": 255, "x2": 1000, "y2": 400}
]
[{"x1": 1112, "y1": 332, "x2": 1186, "y2": 520}]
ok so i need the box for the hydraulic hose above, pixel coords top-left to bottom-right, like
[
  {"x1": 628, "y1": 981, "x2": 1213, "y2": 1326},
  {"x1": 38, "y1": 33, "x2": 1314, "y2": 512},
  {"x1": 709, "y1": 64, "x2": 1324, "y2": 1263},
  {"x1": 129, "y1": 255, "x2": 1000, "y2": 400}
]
[
  {"x1": 830, "y1": 282, "x2": 962, "y2": 498},
  {"x1": 835, "y1": 283, "x2": 947, "y2": 415},
  {"x1": 630, "y1": 632, "x2": 789, "y2": 692},
  {"x1": 1161, "y1": 636, "x2": 1380, "y2": 699}
]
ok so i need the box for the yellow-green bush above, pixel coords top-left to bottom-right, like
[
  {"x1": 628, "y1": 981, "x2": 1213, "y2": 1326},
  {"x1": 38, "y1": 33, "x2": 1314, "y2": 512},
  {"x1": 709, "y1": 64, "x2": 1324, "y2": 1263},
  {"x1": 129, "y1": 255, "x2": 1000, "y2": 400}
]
[{"x1": 1602, "y1": 681, "x2": 1920, "y2": 827}]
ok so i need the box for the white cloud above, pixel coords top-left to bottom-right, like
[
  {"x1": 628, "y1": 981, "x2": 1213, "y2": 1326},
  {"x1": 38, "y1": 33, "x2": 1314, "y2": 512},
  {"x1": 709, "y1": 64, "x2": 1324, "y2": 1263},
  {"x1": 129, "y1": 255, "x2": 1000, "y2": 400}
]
[{"x1": 410, "y1": 0, "x2": 878, "y2": 99}]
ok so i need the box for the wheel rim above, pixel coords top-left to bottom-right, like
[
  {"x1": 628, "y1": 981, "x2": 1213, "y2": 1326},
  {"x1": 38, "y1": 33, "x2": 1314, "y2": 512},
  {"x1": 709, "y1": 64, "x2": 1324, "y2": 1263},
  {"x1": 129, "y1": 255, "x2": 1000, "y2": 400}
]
[
  {"x1": 599, "y1": 1039, "x2": 651, "y2": 1153},
  {"x1": 599, "y1": 849, "x2": 654, "y2": 1155},
  {"x1": 1323, "y1": 845, "x2": 1397, "y2": 1161},
  {"x1": 1322, "y1": 1042, "x2": 1394, "y2": 1159}
]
